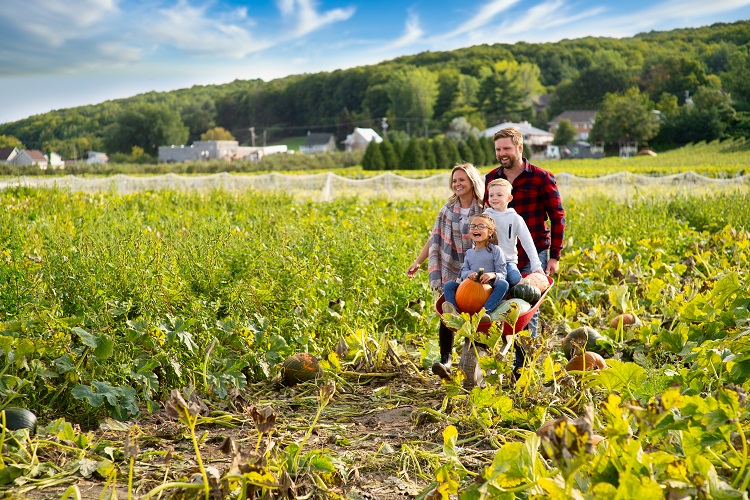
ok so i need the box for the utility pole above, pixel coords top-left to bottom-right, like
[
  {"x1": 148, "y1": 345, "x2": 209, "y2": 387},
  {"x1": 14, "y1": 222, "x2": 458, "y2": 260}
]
[
  {"x1": 250, "y1": 127, "x2": 256, "y2": 147},
  {"x1": 381, "y1": 117, "x2": 389, "y2": 139}
]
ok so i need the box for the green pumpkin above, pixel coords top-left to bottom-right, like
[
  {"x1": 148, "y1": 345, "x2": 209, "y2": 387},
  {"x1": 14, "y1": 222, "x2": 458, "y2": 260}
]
[
  {"x1": 511, "y1": 283, "x2": 541, "y2": 303},
  {"x1": 1, "y1": 407, "x2": 37, "y2": 434},
  {"x1": 562, "y1": 327, "x2": 604, "y2": 359},
  {"x1": 281, "y1": 353, "x2": 323, "y2": 386},
  {"x1": 490, "y1": 298, "x2": 531, "y2": 321}
]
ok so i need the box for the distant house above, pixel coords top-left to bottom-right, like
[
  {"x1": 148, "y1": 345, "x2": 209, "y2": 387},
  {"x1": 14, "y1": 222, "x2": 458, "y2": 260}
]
[
  {"x1": 86, "y1": 151, "x2": 109, "y2": 164},
  {"x1": 158, "y1": 140, "x2": 288, "y2": 163},
  {"x1": 12, "y1": 149, "x2": 48, "y2": 168},
  {"x1": 480, "y1": 121, "x2": 554, "y2": 158},
  {"x1": 549, "y1": 111, "x2": 597, "y2": 140},
  {"x1": 0, "y1": 147, "x2": 19, "y2": 164},
  {"x1": 342, "y1": 127, "x2": 382, "y2": 152},
  {"x1": 49, "y1": 151, "x2": 65, "y2": 169},
  {"x1": 299, "y1": 132, "x2": 336, "y2": 154}
]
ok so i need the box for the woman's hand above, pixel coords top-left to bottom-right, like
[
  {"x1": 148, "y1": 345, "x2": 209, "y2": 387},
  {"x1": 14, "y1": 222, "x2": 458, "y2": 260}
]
[{"x1": 406, "y1": 262, "x2": 421, "y2": 278}]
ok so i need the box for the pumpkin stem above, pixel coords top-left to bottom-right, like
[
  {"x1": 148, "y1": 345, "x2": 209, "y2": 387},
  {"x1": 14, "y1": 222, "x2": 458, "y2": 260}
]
[{"x1": 477, "y1": 268, "x2": 484, "y2": 282}]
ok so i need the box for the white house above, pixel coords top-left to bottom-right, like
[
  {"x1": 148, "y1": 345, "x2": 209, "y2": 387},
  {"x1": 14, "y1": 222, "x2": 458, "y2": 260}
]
[
  {"x1": 342, "y1": 127, "x2": 382, "y2": 152},
  {"x1": 12, "y1": 149, "x2": 48, "y2": 168},
  {"x1": 480, "y1": 121, "x2": 554, "y2": 158},
  {"x1": 0, "y1": 147, "x2": 19, "y2": 164},
  {"x1": 86, "y1": 151, "x2": 109, "y2": 164},
  {"x1": 49, "y1": 152, "x2": 65, "y2": 169}
]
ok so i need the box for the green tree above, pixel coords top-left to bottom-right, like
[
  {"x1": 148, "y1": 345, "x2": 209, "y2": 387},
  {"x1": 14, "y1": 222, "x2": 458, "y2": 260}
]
[
  {"x1": 457, "y1": 140, "x2": 475, "y2": 165},
  {"x1": 431, "y1": 139, "x2": 449, "y2": 169},
  {"x1": 0, "y1": 134, "x2": 24, "y2": 149},
  {"x1": 105, "y1": 103, "x2": 189, "y2": 155},
  {"x1": 201, "y1": 127, "x2": 235, "y2": 141},
  {"x1": 379, "y1": 139, "x2": 399, "y2": 170},
  {"x1": 386, "y1": 66, "x2": 439, "y2": 136},
  {"x1": 444, "y1": 139, "x2": 461, "y2": 167},
  {"x1": 553, "y1": 119, "x2": 577, "y2": 145},
  {"x1": 181, "y1": 96, "x2": 216, "y2": 140},
  {"x1": 721, "y1": 48, "x2": 750, "y2": 111},
  {"x1": 422, "y1": 138, "x2": 438, "y2": 170},
  {"x1": 477, "y1": 60, "x2": 541, "y2": 123},
  {"x1": 590, "y1": 88, "x2": 660, "y2": 145},
  {"x1": 361, "y1": 139, "x2": 379, "y2": 170},
  {"x1": 401, "y1": 138, "x2": 426, "y2": 170},
  {"x1": 640, "y1": 55, "x2": 709, "y2": 104},
  {"x1": 466, "y1": 135, "x2": 486, "y2": 166}
]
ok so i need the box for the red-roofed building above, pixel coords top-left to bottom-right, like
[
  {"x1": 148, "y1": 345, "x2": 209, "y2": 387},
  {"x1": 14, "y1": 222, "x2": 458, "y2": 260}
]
[
  {"x1": 12, "y1": 149, "x2": 48, "y2": 168},
  {"x1": 0, "y1": 147, "x2": 19, "y2": 164}
]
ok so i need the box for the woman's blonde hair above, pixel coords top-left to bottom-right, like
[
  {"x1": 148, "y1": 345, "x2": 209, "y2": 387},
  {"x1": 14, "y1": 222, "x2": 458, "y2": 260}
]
[
  {"x1": 471, "y1": 213, "x2": 499, "y2": 248},
  {"x1": 448, "y1": 162, "x2": 484, "y2": 205}
]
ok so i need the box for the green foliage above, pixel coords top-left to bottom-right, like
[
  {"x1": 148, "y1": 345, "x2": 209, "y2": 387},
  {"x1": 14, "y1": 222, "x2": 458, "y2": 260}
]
[
  {"x1": 591, "y1": 87, "x2": 660, "y2": 145},
  {"x1": 200, "y1": 126, "x2": 235, "y2": 141},
  {"x1": 104, "y1": 102, "x2": 189, "y2": 155},
  {"x1": 0, "y1": 134, "x2": 24, "y2": 149},
  {"x1": 553, "y1": 118, "x2": 577, "y2": 146}
]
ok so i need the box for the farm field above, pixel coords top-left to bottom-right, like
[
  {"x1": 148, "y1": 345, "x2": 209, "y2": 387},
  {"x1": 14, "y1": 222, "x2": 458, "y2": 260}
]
[{"x1": 1, "y1": 180, "x2": 749, "y2": 498}]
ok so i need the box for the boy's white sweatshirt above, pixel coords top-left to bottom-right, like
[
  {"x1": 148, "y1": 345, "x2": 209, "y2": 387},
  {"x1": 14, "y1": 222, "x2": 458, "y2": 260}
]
[{"x1": 484, "y1": 207, "x2": 543, "y2": 272}]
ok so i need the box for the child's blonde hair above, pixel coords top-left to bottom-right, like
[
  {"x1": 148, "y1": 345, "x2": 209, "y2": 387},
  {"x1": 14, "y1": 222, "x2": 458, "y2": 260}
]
[
  {"x1": 487, "y1": 178, "x2": 513, "y2": 195},
  {"x1": 470, "y1": 214, "x2": 499, "y2": 249}
]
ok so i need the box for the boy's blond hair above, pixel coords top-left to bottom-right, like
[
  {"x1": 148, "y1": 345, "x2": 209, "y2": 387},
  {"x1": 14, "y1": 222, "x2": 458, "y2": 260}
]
[{"x1": 487, "y1": 178, "x2": 513, "y2": 195}]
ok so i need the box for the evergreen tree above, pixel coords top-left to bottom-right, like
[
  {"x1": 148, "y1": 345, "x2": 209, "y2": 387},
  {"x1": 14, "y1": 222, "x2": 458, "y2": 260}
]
[
  {"x1": 432, "y1": 139, "x2": 449, "y2": 169},
  {"x1": 467, "y1": 135, "x2": 485, "y2": 166},
  {"x1": 380, "y1": 139, "x2": 399, "y2": 170},
  {"x1": 361, "y1": 139, "x2": 379, "y2": 170},
  {"x1": 369, "y1": 142, "x2": 386, "y2": 170},
  {"x1": 444, "y1": 139, "x2": 462, "y2": 167},
  {"x1": 422, "y1": 138, "x2": 438, "y2": 170},
  {"x1": 401, "y1": 138, "x2": 426, "y2": 170},
  {"x1": 553, "y1": 119, "x2": 577, "y2": 145},
  {"x1": 482, "y1": 136, "x2": 496, "y2": 165},
  {"x1": 457, "y1": 140, "x2": 475, "y2": 165}
]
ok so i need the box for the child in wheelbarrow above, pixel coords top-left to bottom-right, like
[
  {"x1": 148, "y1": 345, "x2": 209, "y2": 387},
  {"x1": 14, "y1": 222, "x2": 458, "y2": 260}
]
[{"x1": 438, "y1": 214, "x2": 510, "y2": 387}]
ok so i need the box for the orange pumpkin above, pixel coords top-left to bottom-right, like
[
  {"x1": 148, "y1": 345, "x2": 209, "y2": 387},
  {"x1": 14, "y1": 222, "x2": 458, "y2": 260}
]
[
  {"x1": 281, "y1": 353, "x2": 322, "y2": 385},
  {"x1": 609, "y1": 313, "x2": 640, "y2": 329},
  {"x1": 455, "y1": 268, "x2": 493, "y2": 315},
  {"x1": 566, "y1": 352, "x2": 607, "y2": 372}
]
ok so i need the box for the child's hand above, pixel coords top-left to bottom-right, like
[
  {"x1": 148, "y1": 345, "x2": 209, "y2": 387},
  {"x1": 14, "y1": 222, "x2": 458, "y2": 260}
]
[
  {"x1": 480, "y1": 272, "x2": 496, "y2": 283},
  {"x1": 468, "y1": 272, "x2": 478, "y2": 281}
]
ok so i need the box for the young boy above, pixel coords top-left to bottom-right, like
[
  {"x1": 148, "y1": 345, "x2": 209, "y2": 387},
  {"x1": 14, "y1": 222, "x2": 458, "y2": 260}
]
[{"x1": 484, "y1": 179, "x2": 545, "y2": 285}]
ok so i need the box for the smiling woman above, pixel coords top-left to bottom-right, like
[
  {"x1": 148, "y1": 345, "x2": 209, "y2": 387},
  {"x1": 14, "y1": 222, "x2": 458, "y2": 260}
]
[{"x1": 405, "y1": 162, "x2": 485, "y2": 380}]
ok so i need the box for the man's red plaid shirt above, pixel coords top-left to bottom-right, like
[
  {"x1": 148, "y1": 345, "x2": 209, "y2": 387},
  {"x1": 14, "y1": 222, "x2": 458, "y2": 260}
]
[{"x1": 484, "y1": 159, "x2": 566, "y2": 270}]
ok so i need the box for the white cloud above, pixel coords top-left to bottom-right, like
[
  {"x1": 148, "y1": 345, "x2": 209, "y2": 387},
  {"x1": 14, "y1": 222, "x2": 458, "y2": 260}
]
[
  {"x1": 146, "y1": 0, "x2": 269, "y2": 57},
  {"x1": 277, "y1": 0, "x2": 355, "y2": 37},
  {"x1": 437, "y1": 0, "x2": 520, "y2": 40},
  {"x1": 2, "y1": 0, "x2": 119, "y2": 46},
  {"x1": 381, "y1": 11, "x2": 424, "y2": 50}
]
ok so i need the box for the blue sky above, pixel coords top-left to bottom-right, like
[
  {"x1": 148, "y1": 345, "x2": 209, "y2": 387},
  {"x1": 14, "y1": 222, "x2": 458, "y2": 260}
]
[{"x1": 1, "y1": 0, "x2": 750, "y2": 124}]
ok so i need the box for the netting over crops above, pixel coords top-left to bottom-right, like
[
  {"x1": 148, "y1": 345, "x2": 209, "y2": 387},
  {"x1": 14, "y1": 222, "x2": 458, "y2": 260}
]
[{"x1": 2, "y1": 171, "x2": 749, "y2": 201}]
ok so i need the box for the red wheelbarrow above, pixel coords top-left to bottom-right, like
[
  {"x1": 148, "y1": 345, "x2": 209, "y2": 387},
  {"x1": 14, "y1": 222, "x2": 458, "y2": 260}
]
[
  {"x1": 435, "y1": 275, "x2": 555, "y2": 336},
  {"x1": 435, "y1": 275, "x2": 555, "y2": 384}
]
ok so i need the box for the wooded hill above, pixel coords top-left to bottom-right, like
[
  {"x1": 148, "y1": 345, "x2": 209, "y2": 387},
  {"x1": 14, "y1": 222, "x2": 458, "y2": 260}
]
[{"x1": 1, "y1": 20, "x2": 749, "y2": 161}]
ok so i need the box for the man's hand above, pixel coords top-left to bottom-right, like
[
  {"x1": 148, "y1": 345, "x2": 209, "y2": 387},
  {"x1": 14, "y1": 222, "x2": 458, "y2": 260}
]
[{"x1": 546, "y1": 258, "x2": 559, "y2": 275}]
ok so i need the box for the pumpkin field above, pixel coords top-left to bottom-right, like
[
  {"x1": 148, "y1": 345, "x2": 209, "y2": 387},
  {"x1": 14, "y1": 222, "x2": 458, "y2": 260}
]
[{"x1": 1, "y1": 176, "x2": 749, "y2": 498}]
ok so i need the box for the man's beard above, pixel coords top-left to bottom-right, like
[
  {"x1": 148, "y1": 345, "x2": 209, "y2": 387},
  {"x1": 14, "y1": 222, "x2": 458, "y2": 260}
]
[{"x1": 498, "y1": 154, "x2": 521, "y2": 169}]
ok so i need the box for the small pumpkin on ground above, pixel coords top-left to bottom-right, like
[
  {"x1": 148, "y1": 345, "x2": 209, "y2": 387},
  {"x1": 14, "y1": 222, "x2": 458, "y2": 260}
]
[
  {"x1": 518, "y1": 273, "x2": 550, "y2": 292},
  {"x1": 566, "y1": 351, "x2": 607, "y2": 372},
  {"x1": 511, "y1": 283, "x2": 541, "y2": 304},
  {"x1": 281, "y1": 353, "x2": 323, "y2": 386},
  {"x1": 455, "y1": 268, "x2": 493, "y2": 315},
  {"x1": 1, "y1": 407, "x2": 37, "y2": 434},
  {"x1": 562, "y1": 326, "x2": 604, "y2": 359},
  {"x1": 609, "y1": 313, "x2": 641, "y2": 329}
]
